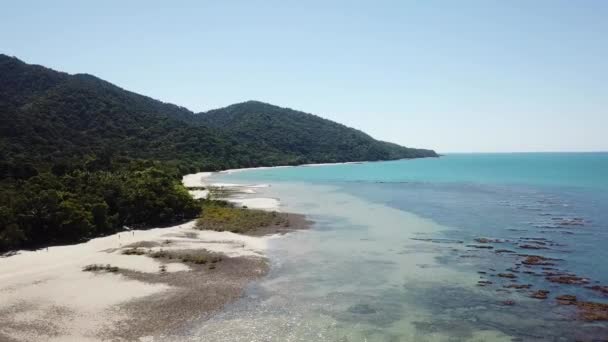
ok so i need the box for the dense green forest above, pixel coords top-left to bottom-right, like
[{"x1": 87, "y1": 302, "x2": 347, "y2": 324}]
[
  {"x1": 0, "y1": 54, "x2": 437, "y2": 251},
  {"x1": 198, "y1": 101, "x2": 437, "y2": 163}
]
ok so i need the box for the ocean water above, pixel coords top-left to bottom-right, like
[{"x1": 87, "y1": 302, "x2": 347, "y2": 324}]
[{"x1": 183, "y1": 153, "x2": 608, "y2": 341}]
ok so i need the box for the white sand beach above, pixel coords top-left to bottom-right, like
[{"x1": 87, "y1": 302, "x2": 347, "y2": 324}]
[
  {"x1": 181, "y1": 171, "x2": 280, "y2": 211},
  {"x1": 0, "y1": 218, "x2": 277, "y2": 342}
]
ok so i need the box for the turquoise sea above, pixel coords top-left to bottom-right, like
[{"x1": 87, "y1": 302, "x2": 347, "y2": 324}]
[{"x1": 185, "y1": 153, "x2": 608, "y2": 341}]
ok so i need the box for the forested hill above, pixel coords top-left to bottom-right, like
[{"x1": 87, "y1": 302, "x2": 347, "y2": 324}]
[
  {"x1": 196, "y1": 101, "x2": 437, "y2": 163},
  {"x1": 0, "y1": 54, "x2": 436, "y2": 251},
  {"x1": 1, "y1": 54, "x2": 436, "y2": 175}
]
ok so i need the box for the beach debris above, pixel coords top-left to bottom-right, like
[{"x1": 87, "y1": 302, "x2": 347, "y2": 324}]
[{"x1": 501, "y1": 300, "x2": 515, "y2": 306}]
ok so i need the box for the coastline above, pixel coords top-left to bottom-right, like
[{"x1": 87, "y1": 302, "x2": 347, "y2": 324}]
[
  {"x1": 181, "y1": 161, "x2": 370, "y2": 211},
  {"x1": 0, "y1": 171, "x2": 311, "y2": 342}
]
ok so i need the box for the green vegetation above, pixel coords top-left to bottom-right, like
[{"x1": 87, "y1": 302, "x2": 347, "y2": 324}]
[
  {"x1": 198, "y1": 101, "x2": 438, "y2": 164},
  {"x1": 0, "y1": 165, "x2": 200, "y2": 251},
  {"x1": 149, "y1": 249, "x2": 222, "y2": 265},
  {"x1": 83, "y1": 264, "x2": 119, "y2": 273},
  {"x1": 195, "y1": 202, "x2": 289, "y2": 233},
  {"x1": 0, "y1": 54, "x2": 436, "y2": 252},
  {"x1": 122, "y1": 248, "x2": 147, "y2": 256}
]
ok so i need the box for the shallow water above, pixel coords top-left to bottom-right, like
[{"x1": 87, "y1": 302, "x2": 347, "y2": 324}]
[{"x1": 181, "y1": 154, "x2": 608, "y2": 341}]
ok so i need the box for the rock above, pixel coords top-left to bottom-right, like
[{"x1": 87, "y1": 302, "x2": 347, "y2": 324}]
[
  {"x1": 495, "y1": 249, "x2": 516, "y2": 254},
  {"x1": 530, "y1": 290, "x2": 550, "y2": 299},
  {"x1": 576, "y1": 301, "x2": 608, "y2": 321},
  {"x1": 587, "y1": 285, "x2": 608, "y2": 296},
  {"x1": 520, "y1": 237, "x2": 548, "y2": 242},
  {"x1": 501, "y1": 300, "x2": 515, "y2": 306},
  {"x1": 498, "y1": 273, "x2": 517, "y2": 279},
  {"x1": 521, "y1": 255, "x2": 555, "y2": 266},
  {"x1": 504, "y1": 284, "x2": 532, "y2": 289},
  {"x1": 556, "y1": 295, "x2": 577, "y2": 305},
  {"x1": 466, "y1": 245, "x2": 494, "y2": 249},
  {"x1": 474, "y1": 238, "x2": 504, "y2": 244},
  {"x1": 477, "y1": 280, "x2": 493, "y2": 286},
  {"x1": 546, "y1": 275, "x2": 590, "y2": 285},
  {"x1": 519, "y1": 244, "x2": 548, "y2": 250},
  {"x1": 556, "y1": 217, "x2": 585, "y2": 227},
  {"x1": 347, "y1": 304, "x2": 377, "y2": 315}
]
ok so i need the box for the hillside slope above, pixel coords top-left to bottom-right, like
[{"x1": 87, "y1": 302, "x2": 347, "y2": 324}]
[
  {"x1": 0, "y1": 54, "x2": 436, "y2": 251},
  {"x1": 196, "y1": 101, "x2": 437, "y2": 164},
  {"x1": 1, "y1": 54, "x2": 436, "y2": 176}
]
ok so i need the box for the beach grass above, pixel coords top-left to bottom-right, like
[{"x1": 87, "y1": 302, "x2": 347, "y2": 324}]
[
  {"x1": 149, "y1": 249, "x2": 222, "y2": 265},
  {"x1": 83, "y1": 264, "x2": 119, "y2": 273},
  {"x1": 195, "y1": 201, "x2": 289, "y2": 233}
]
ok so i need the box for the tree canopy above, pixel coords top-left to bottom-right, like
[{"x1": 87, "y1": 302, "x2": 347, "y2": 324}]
[{"x1": 0, "y1": 54, "x2": 437, "y2": 251}]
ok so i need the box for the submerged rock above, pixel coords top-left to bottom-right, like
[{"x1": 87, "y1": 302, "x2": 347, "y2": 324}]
[
  {"x1": 466, "y1": 244, "x2": 494, "y2": 249},
  {"x1": 504, "y1": 284, "x2": 532, "y2": 289},
  {"x1": 495, "y1": 249, "x2": 516, "y2": 254},
  {"x1": 521, "y1": 255, "x2": 555, "y2": 266},
  {"x1": 576, "y1": 301, "x2": 608, "y2": 321},
  {"x1": 556, "y1": 295, "x2": 577, "y2": 305},
  {"x1": 530, "y1": 290, "x2": 550, "y2": 299},
  {"x1": 588, "y1": 285, "x2": 608, "y2": 296},
  {"x1": 348, "y1": 304, "x2": 377, "y2": 315},
  {"x1": 546, "y1": 275, "x2": 590, "y2": 285},
  {"x1": 519, "y1": 244, "x2": 548, "y2": 250},
  {"x1": 474, "y1": 238, "x2": 504, "y2": 244},
  {"x1": 498, "y1": 273, "x2": 517, "y2": 279}
]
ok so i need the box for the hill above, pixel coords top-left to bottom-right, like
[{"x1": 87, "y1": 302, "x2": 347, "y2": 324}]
[
  {"x1": 196, "y1": 101, "x2": 436, "y2": 164},
  {"x1": 0, "y1": 54, "x2": 436, "y2": 251}
]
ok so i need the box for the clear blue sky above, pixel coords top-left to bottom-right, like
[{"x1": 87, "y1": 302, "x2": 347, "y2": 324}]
[{"x1": 2, "y1": 0, "x2": 607, "y2": 153}]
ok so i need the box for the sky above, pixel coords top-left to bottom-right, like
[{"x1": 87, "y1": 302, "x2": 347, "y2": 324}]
[{"x1": 1, "y1": 0, "x2": 607, "y2": 153}]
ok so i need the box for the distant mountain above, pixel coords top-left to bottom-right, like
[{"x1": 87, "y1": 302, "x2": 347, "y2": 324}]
[
  {"x1": 0, "y1": 54, "x2": 436, "y2": 177},
  {"x1": 196, "y1": 101, "x2": 437, "y2": 164}
]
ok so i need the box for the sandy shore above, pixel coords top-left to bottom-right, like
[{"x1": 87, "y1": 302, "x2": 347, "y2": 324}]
[
  {"x1": 0, "y1": 168, "x2": 311, "y2": 341},
  {"x1": 182, "y1": 172, "x2": 280, "y2": 211},
  {"x1": 0, "y1": 221, "x2": 275, "y2": 341},
  {"x1": 181, "y1": 161, "x2": 366, "y2": 211},
  {"x1": 0, "y1": 167, "x2": 313, "y2": 341}
]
